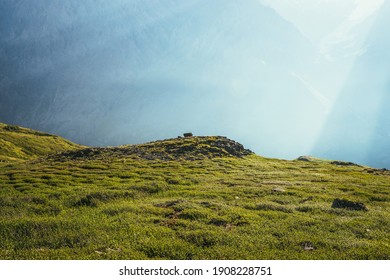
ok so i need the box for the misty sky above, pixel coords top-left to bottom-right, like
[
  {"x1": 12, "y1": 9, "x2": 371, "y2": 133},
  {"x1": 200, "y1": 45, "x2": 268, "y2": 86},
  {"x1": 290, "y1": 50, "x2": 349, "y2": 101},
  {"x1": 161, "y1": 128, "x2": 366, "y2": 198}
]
[{"x1": 0, "y1": 0, "x2": 389, "y2": 168}]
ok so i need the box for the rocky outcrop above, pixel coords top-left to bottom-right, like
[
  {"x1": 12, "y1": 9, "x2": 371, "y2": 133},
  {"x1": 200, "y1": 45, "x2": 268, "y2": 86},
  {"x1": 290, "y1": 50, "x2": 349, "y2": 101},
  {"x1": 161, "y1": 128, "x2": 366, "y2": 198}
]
[
  {"x1": 330, "y1": 161, "x2": 360, "y2": 167},
  {"x1": 50, "y1": 136, "x2": 253, "y2": 161},
  {"x1": 331, "y1": 198, "x2": 368, "y2": 211},
  {"x1": 364, "y1": 168, "x2": 390, "y2": 176}
]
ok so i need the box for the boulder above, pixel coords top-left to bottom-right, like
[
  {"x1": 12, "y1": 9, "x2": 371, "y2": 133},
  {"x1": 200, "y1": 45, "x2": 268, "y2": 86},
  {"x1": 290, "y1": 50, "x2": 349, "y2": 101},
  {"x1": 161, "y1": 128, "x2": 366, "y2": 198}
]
[
  {"x1": 331, "y1": 198, "x2": 368, "y2": 211},
  {"x1": 331, "y1": 161, "x2": 360, "y2": 167}
]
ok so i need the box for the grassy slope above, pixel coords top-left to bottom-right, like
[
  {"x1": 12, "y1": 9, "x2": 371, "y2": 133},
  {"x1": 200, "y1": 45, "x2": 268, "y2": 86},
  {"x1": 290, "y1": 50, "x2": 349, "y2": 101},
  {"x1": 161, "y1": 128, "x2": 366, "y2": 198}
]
[
  {"x1": 0, "y1": 134, "x2": 389, "y2": 260},
  {"x1": 0, "y1": 123, "x2": 82, "y2": 162}
]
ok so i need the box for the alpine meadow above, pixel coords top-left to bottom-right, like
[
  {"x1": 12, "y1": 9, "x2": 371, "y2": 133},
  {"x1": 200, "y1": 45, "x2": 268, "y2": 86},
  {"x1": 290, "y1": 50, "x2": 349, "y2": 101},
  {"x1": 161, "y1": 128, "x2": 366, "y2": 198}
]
[{"x1": 0, "y1": 123, "x2": 389, "y2": 259}]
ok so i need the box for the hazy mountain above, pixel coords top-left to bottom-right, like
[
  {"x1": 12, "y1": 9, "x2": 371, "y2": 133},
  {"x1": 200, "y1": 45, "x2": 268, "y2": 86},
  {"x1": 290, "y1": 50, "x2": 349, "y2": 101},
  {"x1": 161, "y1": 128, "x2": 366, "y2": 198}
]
[
  {"x1": 312, "y1": 1, "x2": 390, "y2": 168},
  {"x1": 0, "y1": 0, "x2": 325, "y2": 159},
  {"x1": 259, "y1": 0, "x2": 361, "y2": 44}
]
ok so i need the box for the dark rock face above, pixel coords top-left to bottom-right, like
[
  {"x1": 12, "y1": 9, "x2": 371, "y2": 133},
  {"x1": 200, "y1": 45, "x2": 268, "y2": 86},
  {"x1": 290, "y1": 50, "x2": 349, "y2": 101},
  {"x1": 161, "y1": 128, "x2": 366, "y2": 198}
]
[
  {"x1": 50, "y1": 136, "x2": 253, "y2": 161},
  {"x1": 331, "y1": 161, "x2": 360, "y2": 167},
  {"x1": 297, "y1": 156, "x2": 311, "y2": 162},
  {"x1": 331, "y1": 198, "x2": 368, "y2": 211}
]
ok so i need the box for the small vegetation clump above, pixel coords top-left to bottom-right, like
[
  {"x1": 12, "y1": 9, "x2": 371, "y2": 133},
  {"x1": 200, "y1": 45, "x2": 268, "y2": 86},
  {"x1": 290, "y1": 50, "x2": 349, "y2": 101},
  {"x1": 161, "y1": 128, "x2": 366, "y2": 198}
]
[{"x1": 0, "y1": 125, "x2": 389, "y2": 260}]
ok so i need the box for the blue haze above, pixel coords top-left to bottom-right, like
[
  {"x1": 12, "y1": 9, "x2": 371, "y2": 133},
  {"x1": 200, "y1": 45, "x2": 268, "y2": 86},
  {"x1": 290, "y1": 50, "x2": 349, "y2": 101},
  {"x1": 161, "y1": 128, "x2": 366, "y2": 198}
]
[{"x1": 0, "y1": 0, "x2": 389, "y2": 168}]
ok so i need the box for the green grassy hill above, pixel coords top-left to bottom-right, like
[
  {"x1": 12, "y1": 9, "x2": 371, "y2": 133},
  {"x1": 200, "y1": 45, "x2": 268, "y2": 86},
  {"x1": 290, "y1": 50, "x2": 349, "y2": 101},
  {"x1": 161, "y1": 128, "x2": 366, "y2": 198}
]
[
  {"x1": 0, "y1": 128, "x2": 389, "y2": 260},
  {"x1": 0, "y1": 123, "x2": 82, "y2": 162}
]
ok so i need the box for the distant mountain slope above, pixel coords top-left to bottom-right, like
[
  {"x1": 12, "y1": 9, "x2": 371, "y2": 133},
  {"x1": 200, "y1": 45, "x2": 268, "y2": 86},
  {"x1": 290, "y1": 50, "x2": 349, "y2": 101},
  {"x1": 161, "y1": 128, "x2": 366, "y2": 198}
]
[
  {"x1": 0, "y1": 0, "x2": 322, "y2": 157},
  {"x1": 0, "y1": 123, "x2": 82, "y2": 162},
  {"x1": 312, "y1": 1, "x2": 390, "y2": 169}
]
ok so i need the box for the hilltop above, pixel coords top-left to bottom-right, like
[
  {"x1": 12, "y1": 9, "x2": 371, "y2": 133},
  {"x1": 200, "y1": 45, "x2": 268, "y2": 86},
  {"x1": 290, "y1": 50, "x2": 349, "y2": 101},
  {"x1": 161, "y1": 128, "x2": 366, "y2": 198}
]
[
  {"x1": 0, "y1": 125, "x2": 389, "y2": 260},
  {"x1": 51, "y1": 136, "x2": 253, "y2": 162},
  {"x1": 0, "y1": 123, "x2": 82, "y2": 162}
]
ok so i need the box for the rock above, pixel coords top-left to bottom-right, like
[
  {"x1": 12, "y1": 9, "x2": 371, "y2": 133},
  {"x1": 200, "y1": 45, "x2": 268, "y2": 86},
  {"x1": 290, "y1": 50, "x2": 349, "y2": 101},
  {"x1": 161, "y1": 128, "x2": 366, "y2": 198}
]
[
  {"x1": 296, "y1": 156, "x2": 326, "y2": 163},
  {"x1": 331, "y1": 161, "x2": 360, "y2": 167},
  {"x1": 300, "y1": 241, "x2": 315, "y2": 251},
  {"x1": 331, "y1": 198, "x2": 368, "y2": 211},
  {"x1": 297, "y1": 156, "x2": 311, "y2": 162},
  {"x1": 364, "y1": 168, "x2": 390, "y2": 175}
]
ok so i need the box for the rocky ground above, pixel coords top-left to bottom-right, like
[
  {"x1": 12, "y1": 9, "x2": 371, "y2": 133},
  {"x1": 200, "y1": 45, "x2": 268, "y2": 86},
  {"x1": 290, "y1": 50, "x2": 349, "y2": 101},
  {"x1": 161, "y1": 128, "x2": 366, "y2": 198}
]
[{"x1": 48, "y1": 136, "x2": 254, "y2": 162}]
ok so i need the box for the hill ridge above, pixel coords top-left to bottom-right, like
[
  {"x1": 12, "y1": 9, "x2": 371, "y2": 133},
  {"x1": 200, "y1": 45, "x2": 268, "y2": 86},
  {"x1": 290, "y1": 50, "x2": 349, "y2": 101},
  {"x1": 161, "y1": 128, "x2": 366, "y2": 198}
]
[
  {"x1": 0, "y1": 122, "x2": 82, "y2": 162},
  {"x1": 50, "y1": 136, "x2": 253, "y2": 162}
]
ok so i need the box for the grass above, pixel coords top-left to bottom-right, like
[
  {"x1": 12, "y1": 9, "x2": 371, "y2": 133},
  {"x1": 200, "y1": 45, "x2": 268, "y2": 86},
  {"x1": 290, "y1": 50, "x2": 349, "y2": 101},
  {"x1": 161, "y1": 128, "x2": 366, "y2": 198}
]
[
  {"x1": 0, "y1": 123, "x2": 82, "y2": 162},
  {"x1": 0, "y1": 125, "x2": 389, "y2": 260}
]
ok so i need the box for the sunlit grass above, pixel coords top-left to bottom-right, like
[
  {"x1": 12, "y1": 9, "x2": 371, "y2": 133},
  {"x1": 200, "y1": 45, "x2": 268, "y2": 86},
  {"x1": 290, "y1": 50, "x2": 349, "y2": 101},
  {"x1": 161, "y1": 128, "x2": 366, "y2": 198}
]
[
  {"x1": 1, "y1": 151, "x2": 389, "y2": 260},
  {"x1": 0, "y1": 124, "x2": 389, "y2": 259},
  {"x1": 0, "y1": 123, "x2": 82, "y2": 162}
]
